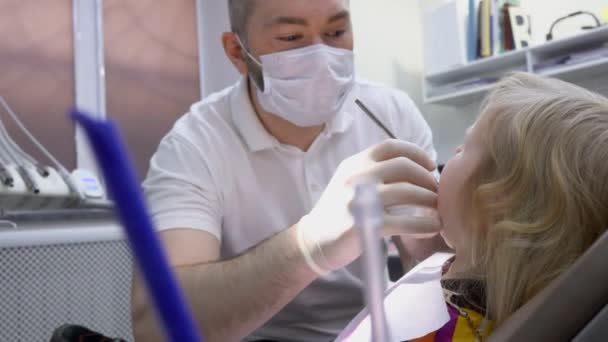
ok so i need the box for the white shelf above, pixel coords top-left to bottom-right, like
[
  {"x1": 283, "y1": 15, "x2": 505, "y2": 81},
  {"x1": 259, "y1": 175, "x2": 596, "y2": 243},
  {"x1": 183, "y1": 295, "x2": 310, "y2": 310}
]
[
  {"x1": 533, "y1": 26, "x2": 608, "y2": 56},
  {"x1": 426, "y1": 48, "x2": 527, "y2": 84},
  {"x1": 424, "y1": 26, "x2": 608, "y2": 106},
  {"x1": 425, "y1": 83, "x2": 495, "y2": 106},
  {"x1": 539, "y1": 57, "x2": 608, "y2": 80}
]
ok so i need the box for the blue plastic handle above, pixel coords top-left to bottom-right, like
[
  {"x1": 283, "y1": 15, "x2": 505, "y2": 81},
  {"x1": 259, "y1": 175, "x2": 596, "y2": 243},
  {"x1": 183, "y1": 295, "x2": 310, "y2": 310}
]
[{"x1": 71, "y1": 110, "x2": 202, "y2": 342}]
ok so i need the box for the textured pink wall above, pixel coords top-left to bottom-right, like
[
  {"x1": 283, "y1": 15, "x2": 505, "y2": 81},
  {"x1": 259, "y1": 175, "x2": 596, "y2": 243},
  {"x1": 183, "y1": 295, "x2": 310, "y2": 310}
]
[
  {"x1": 0, "y1": 0, "x2": 76, "y2": 170},
  {"x1": 0, "y1": 1, "x2": 200, "y2": 179},
  {"x1": 104, "y1": 0, "x2": 200, "y2": 181}
]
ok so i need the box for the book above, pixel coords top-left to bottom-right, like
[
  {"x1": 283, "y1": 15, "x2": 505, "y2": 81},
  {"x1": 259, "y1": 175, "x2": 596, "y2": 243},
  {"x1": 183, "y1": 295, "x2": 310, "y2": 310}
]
[
  {"x1": 467, "y1": 0, "x2": 478, "y2": 62},
  {"x1": 480, "y1": 0, "x2": 492, "y2": 58},
  {"x1": 492, "y1": 1, "x2": 520, "y2": 56},
  {"x1": 502, "y1": 4, "x2": 515, "y2": 51},
  {"x1": 477, "y1": 0, "x2": 483, "y2": 58},
  {"x1": 491, "y1": 0, "x2": 500, "y2": 56},
  {"x1": 509, "y1": 6, "x2": 532, "y2": 50}
]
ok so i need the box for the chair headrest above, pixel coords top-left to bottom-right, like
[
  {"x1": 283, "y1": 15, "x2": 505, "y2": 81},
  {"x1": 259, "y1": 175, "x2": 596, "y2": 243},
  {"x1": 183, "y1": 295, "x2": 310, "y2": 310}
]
[{"x1": 489, "y1": 230, "x2": 608, "y2": 341}]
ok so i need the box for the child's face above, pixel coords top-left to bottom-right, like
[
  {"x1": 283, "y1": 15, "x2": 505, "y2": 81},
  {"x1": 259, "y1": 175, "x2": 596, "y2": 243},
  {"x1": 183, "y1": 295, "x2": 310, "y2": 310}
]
[{"x1": 438, "y1": 114, "x2": 489, "y2": 252}]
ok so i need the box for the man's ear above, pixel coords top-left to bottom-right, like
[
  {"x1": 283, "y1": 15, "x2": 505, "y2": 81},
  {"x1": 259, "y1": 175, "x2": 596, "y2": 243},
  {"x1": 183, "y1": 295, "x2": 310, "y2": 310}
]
[{"x1": 222, "y1": 32, "x2": 248, "y2": 76}]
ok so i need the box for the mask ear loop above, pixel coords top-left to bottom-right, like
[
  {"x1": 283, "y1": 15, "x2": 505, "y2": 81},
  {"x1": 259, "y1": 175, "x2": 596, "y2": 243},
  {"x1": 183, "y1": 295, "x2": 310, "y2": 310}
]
[
  {"x1": 235, "y1": 35, "x2": 265, "y2": 91},
  {"x1": 235, "y1": 35, "x2": 262, "y2": 67}
]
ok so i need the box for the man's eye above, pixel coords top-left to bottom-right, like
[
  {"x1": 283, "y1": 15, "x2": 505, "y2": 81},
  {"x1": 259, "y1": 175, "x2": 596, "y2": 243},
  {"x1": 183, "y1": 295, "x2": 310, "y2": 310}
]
[
  {"x1": 326, "y1": 30, "x2": 346, "y2": 38},
  {"x1": 278, "y1": 34, "x2": 301, "y2": 42}
]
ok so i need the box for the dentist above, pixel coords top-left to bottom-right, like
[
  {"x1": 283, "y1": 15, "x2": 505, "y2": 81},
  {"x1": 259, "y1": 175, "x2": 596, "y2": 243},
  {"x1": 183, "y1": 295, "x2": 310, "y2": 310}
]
[{"x1": 132, "y1": 1, "x2": 442, "y2": 341}]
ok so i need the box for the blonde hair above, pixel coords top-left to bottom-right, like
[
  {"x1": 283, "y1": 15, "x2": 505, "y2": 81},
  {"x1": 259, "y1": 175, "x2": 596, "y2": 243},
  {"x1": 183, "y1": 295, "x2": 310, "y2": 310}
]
[{"x1": 467, "y1": 73, "x2": 608, "y2": 326}]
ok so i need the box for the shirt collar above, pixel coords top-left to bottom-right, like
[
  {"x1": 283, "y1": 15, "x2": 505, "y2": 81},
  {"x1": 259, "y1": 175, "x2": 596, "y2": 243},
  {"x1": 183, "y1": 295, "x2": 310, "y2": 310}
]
[
  {"x1": 230, "y1": 77, "x2": 276, "y2": 152},
  {"x1": 231, "y1": 76, "x2": 354, "y2": 152},
  {"x1": 327, "y1": 105, "x2": 354, "y2": 135}
]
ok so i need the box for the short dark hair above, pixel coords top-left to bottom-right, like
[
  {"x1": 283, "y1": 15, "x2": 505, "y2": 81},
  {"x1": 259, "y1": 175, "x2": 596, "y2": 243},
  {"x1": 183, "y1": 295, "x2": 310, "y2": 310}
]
[{"x1": 228, "y1": 0, "x2": 256, "y2": 44}]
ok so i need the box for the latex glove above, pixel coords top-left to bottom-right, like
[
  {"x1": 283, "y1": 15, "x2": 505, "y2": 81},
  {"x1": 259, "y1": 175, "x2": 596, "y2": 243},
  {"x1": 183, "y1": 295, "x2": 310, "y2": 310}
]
[{"x1": 296, "y1": 140, "x2": 441, "y2": 275}]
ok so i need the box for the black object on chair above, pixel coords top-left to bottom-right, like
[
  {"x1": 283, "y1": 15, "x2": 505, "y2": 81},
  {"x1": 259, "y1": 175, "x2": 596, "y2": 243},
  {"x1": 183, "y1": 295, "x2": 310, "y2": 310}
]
[{"x1": 50, "y1": 324, "x2": 128, "y2": 342}]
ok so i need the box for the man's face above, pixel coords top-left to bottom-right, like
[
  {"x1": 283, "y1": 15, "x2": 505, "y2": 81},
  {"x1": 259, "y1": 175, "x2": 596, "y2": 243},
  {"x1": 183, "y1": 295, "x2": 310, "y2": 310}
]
[{"x1": 243, "y1": 0, "x2": 353, "y2": 87}]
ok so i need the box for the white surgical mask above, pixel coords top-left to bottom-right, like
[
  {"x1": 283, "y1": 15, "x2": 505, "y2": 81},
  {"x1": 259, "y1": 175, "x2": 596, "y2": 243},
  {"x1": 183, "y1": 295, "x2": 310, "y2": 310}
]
[{"x1": 239, "y1": 38, "x2": 355, "y2": 127}]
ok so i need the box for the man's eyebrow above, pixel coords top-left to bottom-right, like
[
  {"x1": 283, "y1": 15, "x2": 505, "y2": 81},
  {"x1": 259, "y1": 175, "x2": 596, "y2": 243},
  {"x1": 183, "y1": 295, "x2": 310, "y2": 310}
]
[
  {"x1": 328, "y1": 10, "x2": 350, "y2": 24},
  {"x1": 265, "y1": 16, "x2": 308, "y2": 27}
]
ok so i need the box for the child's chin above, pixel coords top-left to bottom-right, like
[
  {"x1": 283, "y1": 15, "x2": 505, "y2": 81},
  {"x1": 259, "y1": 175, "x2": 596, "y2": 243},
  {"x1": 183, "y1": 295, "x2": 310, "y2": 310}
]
[{"x1": 439, "y1": 230, "x2": 455, "y2": 250}]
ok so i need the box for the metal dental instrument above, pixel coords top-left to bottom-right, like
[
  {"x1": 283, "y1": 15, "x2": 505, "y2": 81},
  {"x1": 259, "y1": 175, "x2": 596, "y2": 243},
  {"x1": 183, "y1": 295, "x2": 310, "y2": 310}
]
[
  {"x1": 351, "y1": 180, "x2": 391, "y2": 342},
  {"x1": 355, "y1": 99, "x2": 396, "y2": 139}
]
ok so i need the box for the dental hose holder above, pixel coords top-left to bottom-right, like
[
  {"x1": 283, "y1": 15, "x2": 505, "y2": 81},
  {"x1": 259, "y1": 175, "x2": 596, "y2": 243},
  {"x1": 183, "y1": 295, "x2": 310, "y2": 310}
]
[{"x1": 351, "y1": 178, "x2": 391, "y2": 342}]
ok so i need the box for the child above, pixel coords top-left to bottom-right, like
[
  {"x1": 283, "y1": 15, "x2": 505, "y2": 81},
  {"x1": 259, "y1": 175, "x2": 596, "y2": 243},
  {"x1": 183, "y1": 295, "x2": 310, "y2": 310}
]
[{"x1": 416, "y1": 72, "x2": 608, "y2": 341}]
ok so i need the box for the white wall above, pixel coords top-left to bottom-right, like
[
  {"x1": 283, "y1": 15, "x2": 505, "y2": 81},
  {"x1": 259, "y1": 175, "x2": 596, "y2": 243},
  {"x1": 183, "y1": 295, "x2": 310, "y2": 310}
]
[
  {"x1": 351, "y1": 0, "x2": 477, "y2": 164},
  {"x1": 197, "y1": 0, "x2": 239, "y2": 97},
  {"x1": 352, "y1": 0, "x2": 607, "y2": 163},
  {"x1": 351, "y1": 0, "x2": 424, "y2": 104},
  {"x1": 523, "y1": 1, "x2": 607, "y2": 44}
]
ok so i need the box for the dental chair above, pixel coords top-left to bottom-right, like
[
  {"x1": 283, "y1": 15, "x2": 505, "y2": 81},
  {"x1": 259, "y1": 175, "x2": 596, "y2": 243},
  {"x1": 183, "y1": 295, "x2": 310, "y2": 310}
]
[{"x1": 489, "y1": 229, "x2": 608, "y2": 341}]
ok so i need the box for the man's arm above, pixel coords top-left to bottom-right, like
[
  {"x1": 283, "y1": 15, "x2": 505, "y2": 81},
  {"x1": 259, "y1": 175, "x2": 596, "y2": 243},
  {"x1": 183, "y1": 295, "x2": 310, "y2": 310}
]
[
  {"x1": 133, "y1": 140, "x2": 442, "y2": 341},
  {"x1": 131, "y1": 227, "x2": 317, "y2": 342}
]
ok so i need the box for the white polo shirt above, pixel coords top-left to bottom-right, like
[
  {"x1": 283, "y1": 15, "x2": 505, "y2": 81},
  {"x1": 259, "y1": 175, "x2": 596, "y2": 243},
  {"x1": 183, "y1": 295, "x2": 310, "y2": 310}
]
[{"x1": 143, "y1": 77, "x2": 437, "y2": 341}]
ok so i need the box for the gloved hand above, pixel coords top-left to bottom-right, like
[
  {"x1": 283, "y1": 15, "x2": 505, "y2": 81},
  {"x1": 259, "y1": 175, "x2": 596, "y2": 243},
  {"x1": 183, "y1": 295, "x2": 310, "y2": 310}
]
[{"x1": 296, "y1": 140, "x2": 441, "y2": 275}]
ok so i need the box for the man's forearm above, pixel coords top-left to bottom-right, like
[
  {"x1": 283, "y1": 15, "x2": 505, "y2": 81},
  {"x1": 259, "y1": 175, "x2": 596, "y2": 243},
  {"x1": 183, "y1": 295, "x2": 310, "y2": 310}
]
[{"x1": 133, "y1": 225, "x2": 317, "y2": 342}]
